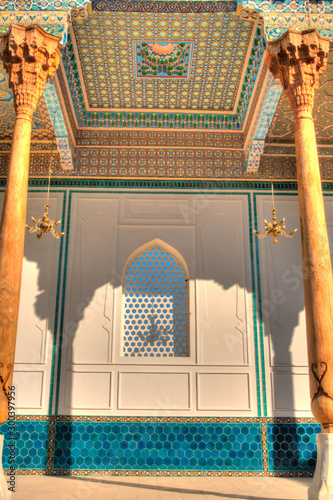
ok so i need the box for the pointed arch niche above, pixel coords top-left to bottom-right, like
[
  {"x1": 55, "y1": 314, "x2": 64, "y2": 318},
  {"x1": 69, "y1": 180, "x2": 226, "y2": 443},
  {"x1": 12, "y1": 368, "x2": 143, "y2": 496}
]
[{"x1": 121, "y1": 239, "x2": 190, "y2": 358}]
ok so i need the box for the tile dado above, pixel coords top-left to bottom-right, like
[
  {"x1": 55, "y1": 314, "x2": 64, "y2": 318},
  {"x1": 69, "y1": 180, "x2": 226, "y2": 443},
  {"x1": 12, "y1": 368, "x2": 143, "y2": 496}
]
[{"x1": 0, "y1": 417, "x2": 319, "y2": 476}]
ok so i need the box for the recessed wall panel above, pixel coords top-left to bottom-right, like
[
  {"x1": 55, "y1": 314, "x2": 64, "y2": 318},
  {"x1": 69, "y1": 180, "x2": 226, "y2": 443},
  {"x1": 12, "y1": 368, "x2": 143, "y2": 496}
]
[
  {"x1": 10, "y1": 193, "x2": 63, "y2": 414},
  {"x1": 65, "y1": 371, "x2": 112, "y2": 410},
  {"x1": 13, "y1": 371, "x2": 44, "y2": 409},
  {"x1": 123, "y1": 199, "x2": 190, "y2": 223},
  {"x1": 197, "y1": 373, "x2": 250, "y2": 411},
  {"x1": 196, "y1": 199, "x2": 249, "y2": 365},
  {"x1": 118, "y1": 373, "x2": 190, "y2": 410},
  {"x1": 66, "y1": 198, "x2": 117, "y2": 365},
  {"x1": 16, "y1": 196, "x2": 61, "y2": 365},
  {"x1": 260, "y1": 199, "x2": 307, "y2": 367},
  {"x1": 272, "y1": 373, "x2": 310, "y2": 411}
]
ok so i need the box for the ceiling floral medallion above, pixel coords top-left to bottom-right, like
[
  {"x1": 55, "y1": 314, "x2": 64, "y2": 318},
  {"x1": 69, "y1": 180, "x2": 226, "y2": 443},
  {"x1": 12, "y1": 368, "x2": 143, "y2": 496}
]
[{"x1": 134, "y1": 41, "x2": 193, "y2": 79}]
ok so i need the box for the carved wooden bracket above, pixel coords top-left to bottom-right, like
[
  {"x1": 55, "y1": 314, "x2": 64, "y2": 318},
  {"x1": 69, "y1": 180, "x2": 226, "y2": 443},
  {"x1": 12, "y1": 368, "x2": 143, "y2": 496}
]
[
  {"x1": 266, "y1": 29, "x2": 330, "y2": 119},
  {"x1": 0, "y1": 24, "x2": 61, "y2": 120}
]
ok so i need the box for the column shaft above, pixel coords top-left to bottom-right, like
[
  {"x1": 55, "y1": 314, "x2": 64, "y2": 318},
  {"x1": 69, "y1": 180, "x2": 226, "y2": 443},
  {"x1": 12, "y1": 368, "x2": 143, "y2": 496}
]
[
  {"x1": 0, "y1": 117, "x2": 32, "y2": 423},
  {"x1": 266, "y1": 29, "x2": 333, "y2": 426},
  {"x1": 0, "y1": 24, "x2": 60, "y2": 423},
  {"x1": 294, "y1": 116, "x2": 333, "y2": 424}
]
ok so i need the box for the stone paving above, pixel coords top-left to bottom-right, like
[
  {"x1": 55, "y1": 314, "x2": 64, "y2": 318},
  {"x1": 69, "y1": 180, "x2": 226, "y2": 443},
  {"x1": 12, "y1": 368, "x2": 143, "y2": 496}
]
[{"x1": 12, "y1": 475, "x2": 311, "y2": 499}]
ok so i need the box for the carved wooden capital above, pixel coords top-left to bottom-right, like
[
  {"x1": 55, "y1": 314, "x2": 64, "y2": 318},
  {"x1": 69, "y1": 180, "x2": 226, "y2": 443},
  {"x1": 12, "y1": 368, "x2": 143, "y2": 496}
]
[
  {"x1": 266, "y1": 29, "x2": 330, "y2": 120},
  {"x1": 0, "y1": 24, "x2": 61, "y2": 120}
]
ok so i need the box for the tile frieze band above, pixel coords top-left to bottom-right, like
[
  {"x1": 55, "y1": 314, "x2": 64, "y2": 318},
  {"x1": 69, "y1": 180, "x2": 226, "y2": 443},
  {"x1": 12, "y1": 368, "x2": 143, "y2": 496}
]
[{"x1": 92, "y1": 0, "x2": 237, "y2": 13}]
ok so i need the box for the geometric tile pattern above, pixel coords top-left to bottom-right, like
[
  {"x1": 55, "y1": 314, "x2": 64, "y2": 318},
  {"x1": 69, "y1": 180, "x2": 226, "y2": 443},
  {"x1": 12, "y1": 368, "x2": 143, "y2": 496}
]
[
  {"x1": 0, "y1": 20, "x2": 67, "y2": 41},
  {"x1": 247, "y1": 139, "x2": 265, "y2": 173},
  {"x1": 253, "y1": 81, "x2": 282, "y2": 142},
  {"x1": 267, "y1": 423, "x2": 321, "y2": 473},
  {"x1": 0, "y1": 7, "x2": 90, "y2": 43},
  {"x1": 0, "y1": 417, "x2": 322, "y2": 474},
  {"x1": 124, "y1": 246, "x2": 189, "y2": 357},
  {"x1": 0, "y1": 420, "x2": 50, "y2": 470},
  {"x1": 75, "y1": 130, "x2": 244, "y2": 148},
  {"x1": 73, "y1": 10, "x2": 253, "y2": 110},
  {"x1": 5, "y1": 147, "x2": 333, "y2": 179},
  {"x1": 43, "y1": 81, "x2": 68, "y2": 138},
  {"x1": 256, "y1": 155, "x2": 297, "y2": 180},
  {"x1": 56, "y1": 138, "x2": 74, "y2": 170},
  {"x1": 242, "y1": 0, "x2": 333, "y2": 41},
  {"x1": 242, "y1": 61, "x2": 267, "y2": 141},
  {"x1": 246, "y1": 77, "x2": 282, "y2": 172},
  {"x1": 242, "y1": 1, "x2": 333, "y2": 13},
  {"x1": 43, "y1": 80, "x2": 74, "y2": 170},
  {"x1": 4, "y1": 146, "x2": 333, "y2": 179},
  {"x1": 0, "y1": 0, "x2": 90, "y2": 10},
  {"x1": 265, "y1": 27, "x2": 333, "y2": 42},
  {"x1": 53, "y1": 421, "x2": 263, "y2": 471},
  {"x1": 73, "y1": 147, "x2": 246, "y2": 178}
]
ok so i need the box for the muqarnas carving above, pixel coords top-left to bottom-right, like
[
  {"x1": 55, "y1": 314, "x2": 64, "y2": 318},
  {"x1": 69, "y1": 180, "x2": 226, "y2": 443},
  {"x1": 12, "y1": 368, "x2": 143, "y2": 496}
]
[{"x1": 135, "y1": 41, "x2": 192, "y2": 78}]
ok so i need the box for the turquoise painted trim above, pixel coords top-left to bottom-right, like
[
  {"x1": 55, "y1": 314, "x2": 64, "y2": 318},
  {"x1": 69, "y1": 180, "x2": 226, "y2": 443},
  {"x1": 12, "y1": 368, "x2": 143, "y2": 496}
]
[
  {"x1": 54, "y1": 190, "x2": 72, "y2": 415},
  {"x1": 26, "y1": 189, "x2": 67, "y2": 414},
  {"x1": 253, "y1": 193, "x2": 268, "y2": 417},
  {"x1": 0, "y1": 179, "x2": 302, "y2": 190},
  {"x1": 54, "y1": 189, "x2": 263, "y2": 416},
  {"x1": 48, "y1": 191, "x2": 67, "y2": 415},
  {"x1": 247, "y1": 194, "x2": 262, "y2": 417},
  {"x1": 2, "y1": 188, "x2": 67, "y2": 415},
  {"x1": 6, "y1": 178, "x2": 333, "y2": 192},
  {"x1": 253, "y1": 190, "x2": 310, "y2": 416}
]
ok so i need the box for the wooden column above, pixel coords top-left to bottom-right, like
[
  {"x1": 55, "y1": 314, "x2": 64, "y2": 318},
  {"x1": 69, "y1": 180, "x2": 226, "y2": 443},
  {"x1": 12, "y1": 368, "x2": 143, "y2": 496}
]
[
  {"x1": 266, "y1": 29, "x2": 333, "y2": 429},
  {"x1": 0, "y1": 25, "x2": 60, "y2": 423}
]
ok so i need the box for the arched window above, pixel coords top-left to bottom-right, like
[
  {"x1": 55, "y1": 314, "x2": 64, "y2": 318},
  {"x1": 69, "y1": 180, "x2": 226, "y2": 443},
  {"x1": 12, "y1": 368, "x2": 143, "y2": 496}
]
[{"x1": 122, "y1": 243, "x2": 189, "y2": 357}]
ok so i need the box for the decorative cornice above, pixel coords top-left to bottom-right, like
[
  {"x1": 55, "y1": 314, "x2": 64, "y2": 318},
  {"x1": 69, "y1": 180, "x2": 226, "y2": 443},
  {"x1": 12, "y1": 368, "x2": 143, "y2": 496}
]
[
  {"x1": 0, "y1": 178, "x2": 300, "y2": 190},
  {"x1": 92, "y1": 0, "x2": 237, "y2": 13}
]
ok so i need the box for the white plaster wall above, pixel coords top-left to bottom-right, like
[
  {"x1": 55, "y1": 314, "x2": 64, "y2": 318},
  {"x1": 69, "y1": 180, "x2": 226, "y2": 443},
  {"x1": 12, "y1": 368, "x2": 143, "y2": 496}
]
[
  {"x1": 6, "y1": 188, "x2": 328, "y2": 417},
  {"x1": 257, "y1": 194, "x2": 333, "y2": 417},
  {"x1": 57, "y1": 192, "x2": 257, "y2": 416},
  {"x1": 0, "y1": 191, "x2": 63, "y2": 414}
]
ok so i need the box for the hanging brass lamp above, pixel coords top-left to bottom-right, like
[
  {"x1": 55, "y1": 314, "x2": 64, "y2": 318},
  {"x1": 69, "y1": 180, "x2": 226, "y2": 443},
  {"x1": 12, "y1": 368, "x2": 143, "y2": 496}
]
[
  {"x1": 26, "y1": 111, "x2": 64, "y2": 240},
  {"x1": 254, "y1": 179, "x2": 297, "y2": 245},
  {"x1": 254, "y1": 115, "x2": 297, "y2": 245}
]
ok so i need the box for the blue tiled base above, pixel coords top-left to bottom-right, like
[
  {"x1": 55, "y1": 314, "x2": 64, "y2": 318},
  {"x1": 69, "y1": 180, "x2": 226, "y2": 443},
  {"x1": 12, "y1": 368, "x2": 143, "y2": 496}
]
[
  {"x1": 0, "y1": 420, "x2": 50, "y2": 470},
  {"x1": 0, "y1": 418, "x2": 321, "y2": 475},
  {"x1": 53, "y1": 421, "x2": 262, "y2": 471},
  {"x1": 267, "y1": 423, "x2": 320, "y2": 472}
]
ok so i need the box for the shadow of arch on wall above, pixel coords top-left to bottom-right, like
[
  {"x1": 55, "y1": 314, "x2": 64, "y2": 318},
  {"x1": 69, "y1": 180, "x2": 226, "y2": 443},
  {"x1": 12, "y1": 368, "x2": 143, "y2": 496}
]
[{"x1": 0, "y1": 189, "x2": 320, "y2": 474}]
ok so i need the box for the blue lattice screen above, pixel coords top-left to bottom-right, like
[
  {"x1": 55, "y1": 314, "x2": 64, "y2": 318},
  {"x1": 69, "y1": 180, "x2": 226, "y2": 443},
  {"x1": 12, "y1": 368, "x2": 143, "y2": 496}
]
[{"x1": 123, "y1": 246, "x2": 188, "y2": 357}]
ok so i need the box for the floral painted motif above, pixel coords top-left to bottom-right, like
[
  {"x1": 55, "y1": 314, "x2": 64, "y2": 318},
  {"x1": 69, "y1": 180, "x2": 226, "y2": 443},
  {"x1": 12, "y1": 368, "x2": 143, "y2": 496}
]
[{"x1": 135, "y1": 41, "x2": 192, "y2": 79}]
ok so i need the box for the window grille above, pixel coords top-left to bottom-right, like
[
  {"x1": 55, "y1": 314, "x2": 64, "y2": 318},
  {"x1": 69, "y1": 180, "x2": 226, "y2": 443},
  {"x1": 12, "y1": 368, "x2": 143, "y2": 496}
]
[{"x1": 123, "y1": 245, "x2": 189, "y2": 357}]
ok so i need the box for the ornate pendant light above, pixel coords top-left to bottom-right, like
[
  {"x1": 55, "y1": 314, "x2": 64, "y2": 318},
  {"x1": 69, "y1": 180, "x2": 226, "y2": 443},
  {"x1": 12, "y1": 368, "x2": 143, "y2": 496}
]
[
  {"x1": 254, "y1": 115, "x2": 297, "y2": 245},
  {"x1": 26, "y1": 111, "x2": 64, "y2": 240}
]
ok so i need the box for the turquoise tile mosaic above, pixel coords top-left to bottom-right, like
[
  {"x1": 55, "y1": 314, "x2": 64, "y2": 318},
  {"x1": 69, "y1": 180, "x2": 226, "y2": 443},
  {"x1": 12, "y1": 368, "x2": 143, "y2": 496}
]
[
  {"x1": 267, "y1": 423, "x2": 321, "y2": 473},
  {"x1": 0, "y1": 417, "x2": 322, "y2": 475},
  {"x1": 0, "y1": 420, "x2": 50, "y2": 470},
  {"x1": 53, "y1": 421, "x2": 263, "y2": 471}
]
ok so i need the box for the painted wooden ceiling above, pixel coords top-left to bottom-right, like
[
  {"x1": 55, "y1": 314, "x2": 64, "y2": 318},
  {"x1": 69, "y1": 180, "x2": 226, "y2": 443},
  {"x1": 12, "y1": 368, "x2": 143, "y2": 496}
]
[
  {"x1": 0, "y1": 0, "x2": 332, "y2": 179},
  {"x1": 73, "y1": 11, "x2": 254, "y2": 112}
]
